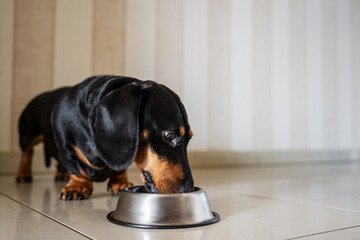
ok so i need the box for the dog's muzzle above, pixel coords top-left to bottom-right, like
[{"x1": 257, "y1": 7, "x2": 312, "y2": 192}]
[{"x1": 142, "y1": 171, "x2": 194, "y2": 193}]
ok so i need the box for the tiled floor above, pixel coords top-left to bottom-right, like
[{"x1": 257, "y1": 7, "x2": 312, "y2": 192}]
[{"x1": 1, "y1": 163, "x2": 360, "y2": 239}]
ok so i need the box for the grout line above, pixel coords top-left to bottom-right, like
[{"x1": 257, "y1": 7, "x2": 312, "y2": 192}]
[
  {"x1": 285, "y1": 224, "x2": 360, "y2": 239},
  {"x1": 0, "y1": 171, "x2": 54, "y2": 176},
  {"x1": 0, "y1": 192, "x2": 95, "y2": 240},
  {"x1": 239, "y1": 193, "x2": 360, "y2": 213}
]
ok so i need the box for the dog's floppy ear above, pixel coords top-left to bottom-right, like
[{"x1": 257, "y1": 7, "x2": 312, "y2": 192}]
[{"x1": 89, "y1": 83, "x2": 141, "y2": 171}]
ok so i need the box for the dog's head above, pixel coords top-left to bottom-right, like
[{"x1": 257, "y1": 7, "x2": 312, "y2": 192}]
[{"x1": 89, "y1": 80, "x2": 194, "y2": 193}]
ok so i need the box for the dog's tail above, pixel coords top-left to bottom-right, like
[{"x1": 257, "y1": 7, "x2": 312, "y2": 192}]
[{"x1": 44, "y1": 148, "x2": 51, "y2": 168}]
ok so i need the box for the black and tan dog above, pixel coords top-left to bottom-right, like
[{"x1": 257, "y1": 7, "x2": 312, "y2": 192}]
[{"x1": 16, "y1": 75, "x2": 194, "y2": 200}]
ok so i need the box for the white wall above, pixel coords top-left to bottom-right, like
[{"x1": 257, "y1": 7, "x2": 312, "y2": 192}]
[
  {"x1": 125, "y1": 0, "x2": 360, "y2": 152},
  {"x1": 1, "y1": 0, "x2": 359, "y2": 153}
]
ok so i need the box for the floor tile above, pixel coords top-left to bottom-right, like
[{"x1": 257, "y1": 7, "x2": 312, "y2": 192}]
[
  {"x1": 0, "y1": 194, "x2": 85, "y2": 239},
  {"x1": 291, "y1": 225, "x2": 360, "y2": 240},
  {"x1": 205, "y1": 165, "x2": 360, "y2": 212},
  {"x1": 2, "y1": 165, "x2": 360, "y2": 240}
]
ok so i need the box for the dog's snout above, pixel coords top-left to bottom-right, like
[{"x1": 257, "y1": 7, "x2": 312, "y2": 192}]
[
  {"x1": 178, "y1": 185, "x2": 185, "y2": 193},
  {"x1": 142, "y1": 169, "x2": 194, "y2": 193},
  {"x1": 178, "y1": 177, "x2": 194, "y2": 193},
  {"x1": 184, "y1": 178, "x2": 194, "y2": 192}
]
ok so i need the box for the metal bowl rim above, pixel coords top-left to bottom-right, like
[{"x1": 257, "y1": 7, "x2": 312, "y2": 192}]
[
  {"x1": 122, "y1": 185, "x2": 204, "y2": 196},
  {"x1": 107, "y1": 211, "x2": 220, "y2": 229}
]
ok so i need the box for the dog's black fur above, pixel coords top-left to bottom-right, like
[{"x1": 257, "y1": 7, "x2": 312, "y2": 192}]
[{"x1": 17, "y1": 75, "x2": 194, "y2": 199}]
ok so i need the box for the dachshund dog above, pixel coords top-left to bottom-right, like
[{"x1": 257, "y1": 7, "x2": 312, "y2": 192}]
[{"x1": 16, "y1": 75, "x2": 194, "y2": 200}]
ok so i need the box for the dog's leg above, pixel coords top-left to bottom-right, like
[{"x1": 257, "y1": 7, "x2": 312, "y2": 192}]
[
  {"x1": 16, "y1": 135, "x2": 43, "y2": 183},
  {"x1": 60, "y1": 172, "x2": 93, "y2": 200},
  {"x1": 54, "y1": 162, "x2": 70, "y2": 181},
  {"x1": 16, "y1": 149, "x2": 34, "y2": 183},
  {"x1": 107, "y1": 170, "x2": 133, "y2": 196}
]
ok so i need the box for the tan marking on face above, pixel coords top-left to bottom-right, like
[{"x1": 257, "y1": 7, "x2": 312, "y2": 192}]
[
  {"x1": 139, "y1": 130, "x2": 149, "y2": 143},
  {"x1": 189, "y1": 129, "x2": 193, "y2": 138},
  {"x1": 73, "y1": 146, "x2": 103, "y2": 170},
  {"x1": 134, "y1": 144, "x2": 184, "y2": 193},
  {"x1": 179, "y1": 126, "x2": 185, "y2": 137}
]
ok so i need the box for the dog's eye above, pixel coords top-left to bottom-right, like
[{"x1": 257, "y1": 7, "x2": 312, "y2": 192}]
[{"x1": 164, "y1": 131, "x2": 177, "y2": 144}]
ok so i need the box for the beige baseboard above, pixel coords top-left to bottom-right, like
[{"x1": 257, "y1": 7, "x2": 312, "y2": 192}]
[
  {"x1": 1, "y1": 149, "x2": 359, "y2": 174},
  {"x1": 188, "y1": 150, "x2": 360, "y2": 167}
]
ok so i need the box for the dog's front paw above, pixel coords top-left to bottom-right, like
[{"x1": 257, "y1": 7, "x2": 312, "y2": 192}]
[
  {"x1": 107, "y1": 179, "x2": 133, "y2": 196},
  {"x1": 107, "y1": 170, "x2": 133, "y2": 196},
  {"x1": 60, "y1": 174, "x2": 93, "y2": 200},
  {"x1": 60, "y1": 184, "x2": 93, "y2": 200}
]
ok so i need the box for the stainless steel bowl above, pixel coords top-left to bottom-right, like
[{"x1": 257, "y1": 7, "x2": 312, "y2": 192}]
[{"x1": 107, "y1": 186, "x2": 219, "y2": 229}]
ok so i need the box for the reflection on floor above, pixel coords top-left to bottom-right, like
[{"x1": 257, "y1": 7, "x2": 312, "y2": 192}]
[{"x1": 1, "y1": 162, "x2": 360, "y2": 240}]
